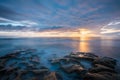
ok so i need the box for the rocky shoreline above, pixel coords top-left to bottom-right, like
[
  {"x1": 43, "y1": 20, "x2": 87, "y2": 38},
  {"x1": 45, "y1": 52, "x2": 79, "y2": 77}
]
[{"x1": 0, "y1": 49, "x2": 120, "y2": 80}]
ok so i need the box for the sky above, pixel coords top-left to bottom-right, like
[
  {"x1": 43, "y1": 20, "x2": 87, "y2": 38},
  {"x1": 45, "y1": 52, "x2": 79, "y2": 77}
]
[{"x1": 0, "y1": 0, "x2": 120, "y2": 38}]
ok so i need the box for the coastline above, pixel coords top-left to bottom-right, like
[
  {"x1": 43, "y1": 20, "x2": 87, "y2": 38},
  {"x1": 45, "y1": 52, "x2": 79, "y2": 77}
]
[{"x1": 0, "y1": 49, "x2": 120, "y2": 80}]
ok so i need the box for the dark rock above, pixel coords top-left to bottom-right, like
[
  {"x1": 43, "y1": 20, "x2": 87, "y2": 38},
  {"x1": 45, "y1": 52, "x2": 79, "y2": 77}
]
[
  {"x1": 0, "y1": 58, "x2": 9, "y2": 66},
  {"x1": 93, "y1": 57, "x2": 117, "y2": 68},
  {"x1": 32, "y1": 69, "x2": 49, "y2": 74},
  {"x1": 30, "y1": 56, "x2": 40, "y2": 63},
  {"x1": 84, "y1": 72, "x2": 120, "y2": 80},
  {"x1": 9, "y1": 62, "x2": 17, "y2": 67},
  {"x1": 83, "y1": 57, "x2": 118, "y2": 80},
  {"x1": 50, "y1": 58, "x2": 62, "y2": 64},
  {"x1": 0, "y1": 68, "x2": 6, "y2": 75},
  {"x1": 70, "y1": 52, "x2": 99, "y2": 61},
  {"x1": 0, "y1": 54, "x2": 16, "y2": 59},
  {"x1": 61, "y1": 64, "x2": 86, "y2": 74},
  {"x1": 50, "y1": 57, "x2": 80, "y2": 66},
  {"x1": 44, "y1": 72, "x2": 63, "y2": 80},
  {"x1": 0, "y1": 65, "x2": 4, "y2": 70},
  {"x1": 0, "y1": 50, "x2": 119, "y2": 80},
  {"x1": 15, "y1": 71, "x2": 24, "y2": 80},
  {"x1": 27, "y1": 63, "x2": 35, "y2": 69},
  {"x1": 6, "y1": 67, "x2": 19, "y2": 74},
  {"x1": 89, "y1": 64, "x2": 116, "y2": 73},
  {"x1": 32, "y1": 77, "x2": 39, "y2": 80}
]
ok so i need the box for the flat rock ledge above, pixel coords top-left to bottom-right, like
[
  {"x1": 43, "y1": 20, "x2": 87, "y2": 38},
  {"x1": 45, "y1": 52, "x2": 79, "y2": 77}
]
[{"x1": 0, "y1": 49, "x2": 120, "y2": 80}]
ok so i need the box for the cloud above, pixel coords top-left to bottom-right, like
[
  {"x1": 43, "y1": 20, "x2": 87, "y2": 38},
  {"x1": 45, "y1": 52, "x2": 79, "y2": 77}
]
[
  {"x1": 0, "y1": 17, "x2": 39, "y2": 32},
  {"x1": 18, "y1": 20, "x2": 38, "y2": 27},
  {"x1": 0, "y1": 5, "x2": 22, "y2": 20},
  {"x1": 0, "y1": 0, "x2": 120, "y2": 37},
  {"x1": 100, "y1": 20, "x2": 120, "y2": 35},
  {"x1": 0, "y1": 17, "x2": 38, "y2": 27}
]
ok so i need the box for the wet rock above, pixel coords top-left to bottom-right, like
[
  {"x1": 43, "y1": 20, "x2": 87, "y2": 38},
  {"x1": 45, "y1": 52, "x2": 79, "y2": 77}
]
[
  {"x1": 0, "y1": 58, "x2": 9, "y2": 66},
  {"x1": 0, "y1": 68, "x2": 6, "y2": 75},
  {"x1": 61, "y1": 64, "x2": 86, "y2": 74},
  {"x1": 27, "y1": 63, "x2": 35, "y2": 69},
  {"x1": 61, "y1": 57, "x2": 80, "y2": 64},
  {"x1": 83, "y1": 57, "x2": 118, "y2": 80},
  {"x1": 0, "y1": 54, "x2": 16, "y2": 59},
  {"x1": 32, "y1": 77, "x2": 39, "y2": 80},
  {"x1": 50, "y1": 58, "x2": 61, "y2": 64},
  {"x1": 9, "y1": 62, "x2": 17, "y2": 67},
  {"x1": 44, "y1": 72, "x2": 63, "y2": 80},
  {"x1": 15, "y1": 71, "x2": 24, "y2": 80},
  {"x1": 21, "y1": 61, "x2": 28, "y2": 64},
  {"x1": 89, "y1": 64, "x2": 116, "y2": 73},
  {"x1": 20, "y1": 57, "x2": 27, "y2": 60},
  {"x1": 93, "y1": 57, "x2": 117, "y2": 68},
  {"x1": 84, "y1": 72, "x2": 120, "y2": 80},
  {"x1": 50, "y1": 57, "x2": 80, "y2": 65},
  {"x1": 0, "y1": 67, "x2": 18, "y2": 80},
  {"x1": 0, "y1": 65, "x2": 4, "y2": 70},
  {"x1": 30, "y1": 56, "x2": 40, "y2": 63},
  {"x1": 32, "y1": 69, "x2": 49, "y2": 74},
  {"x1": 0, "y1": 50, "x2": 119, "y2": 80},
  {"x1": 6, "y1": 67, "x2": 19, "y2": 74},
  {"x1": 0, "y1": 67, "x2": 19, "y2": 75},
  {"x1": 70, "y1": 52, "x2": 99, "y2": 61}
]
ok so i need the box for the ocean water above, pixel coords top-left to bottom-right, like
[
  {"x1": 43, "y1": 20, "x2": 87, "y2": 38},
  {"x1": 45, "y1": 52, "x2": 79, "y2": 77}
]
[{"x1": 0, "y1": 37, "x2": 120, "y2": 72}]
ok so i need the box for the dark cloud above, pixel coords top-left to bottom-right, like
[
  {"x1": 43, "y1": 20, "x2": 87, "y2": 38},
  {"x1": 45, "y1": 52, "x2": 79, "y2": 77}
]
[
  {"x1": 40, "y1": 26, "x2": 63, "y2": 30},
  {"x1": 0, "y1": 5, "x2": 22, "y2": 20},
  {"x1": 0, "y1": 24, "x2": 27, "y2": 31}
]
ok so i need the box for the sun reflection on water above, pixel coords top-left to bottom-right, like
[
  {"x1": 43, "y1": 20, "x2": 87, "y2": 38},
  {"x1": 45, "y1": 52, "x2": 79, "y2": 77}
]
[{"x1": 78, "y1": 37, "x2": 90, "y2": 52}]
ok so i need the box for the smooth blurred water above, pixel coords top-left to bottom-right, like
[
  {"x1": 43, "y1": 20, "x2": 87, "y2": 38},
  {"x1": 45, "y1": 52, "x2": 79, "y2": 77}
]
[{"x1": 0, "y1": 37, "x2": 120, "y2": 70}]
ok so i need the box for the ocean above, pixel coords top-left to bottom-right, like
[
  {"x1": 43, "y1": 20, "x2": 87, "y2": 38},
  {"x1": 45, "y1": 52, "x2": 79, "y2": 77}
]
[{"x1": 0, "y1": 37, "x2": 120, "y2": 72}]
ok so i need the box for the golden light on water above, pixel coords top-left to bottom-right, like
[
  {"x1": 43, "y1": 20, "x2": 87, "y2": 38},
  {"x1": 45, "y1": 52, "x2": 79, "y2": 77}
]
[
  {"x1": 71, "y1": 28, "x2": 92, "y2": 52},
  {"x1": 71, "y1": 31, "x2": 91, "y2": 52},
  {"x1": 0, "y1": 28, "x2": 92, "y2": 52},
  {"x1": 71, "y1": 36, "x2": 90, "y2": 52},
  {"x1": 79, "y1": 38, "x2": 90, "y2": 52}
]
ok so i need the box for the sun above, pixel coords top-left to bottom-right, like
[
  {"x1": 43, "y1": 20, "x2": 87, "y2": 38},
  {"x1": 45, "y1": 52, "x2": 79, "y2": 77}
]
[
  {"x1": 81, "y1": 31, "x2": 88, "y2": 35},
  {"x1": 79, "y1": 29, "x2": 91, "y2": 36}
]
